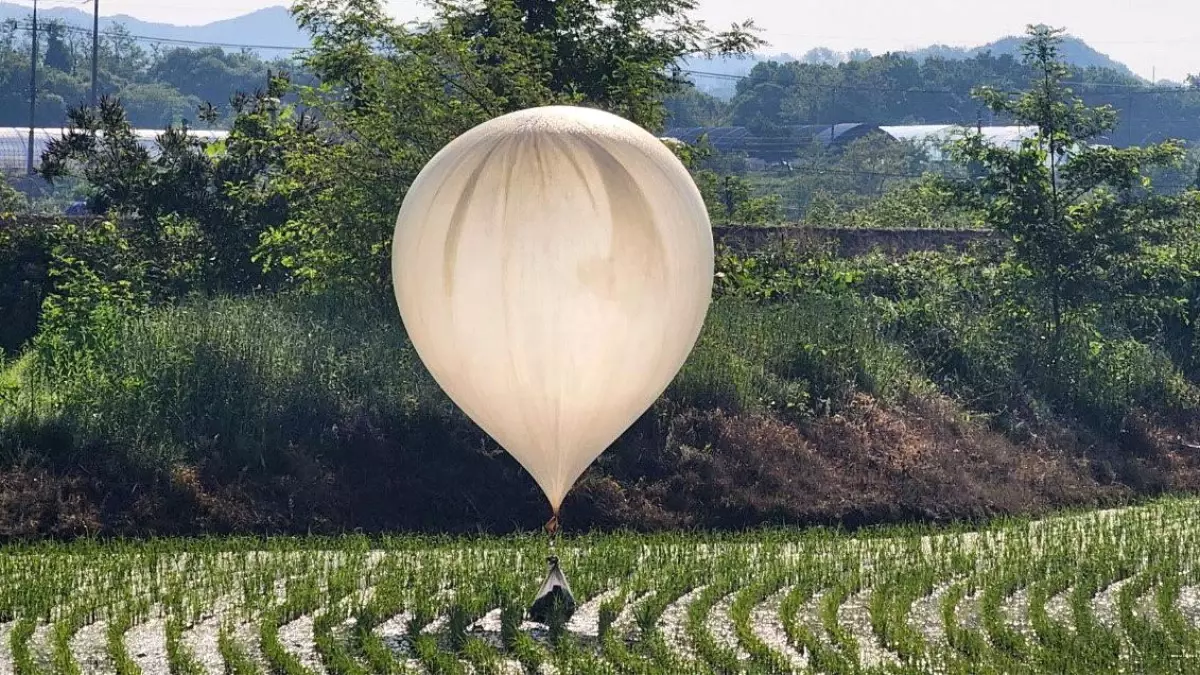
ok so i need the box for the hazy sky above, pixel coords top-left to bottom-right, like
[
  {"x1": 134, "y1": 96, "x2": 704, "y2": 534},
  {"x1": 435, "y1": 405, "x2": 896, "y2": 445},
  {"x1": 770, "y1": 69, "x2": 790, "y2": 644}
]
[{"x1": 17, "y1": 0, "x2": 1200, "y2": 81}]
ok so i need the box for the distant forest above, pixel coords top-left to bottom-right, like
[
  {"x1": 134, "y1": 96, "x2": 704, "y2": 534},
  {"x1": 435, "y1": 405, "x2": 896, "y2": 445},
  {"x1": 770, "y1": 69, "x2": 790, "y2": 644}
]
[
  {"x1": 671, "y1": 53, "x2": 1200, "y2": 147},
  {"x1": 0, "y1": 18, "x2": 303, "y2": 129}
]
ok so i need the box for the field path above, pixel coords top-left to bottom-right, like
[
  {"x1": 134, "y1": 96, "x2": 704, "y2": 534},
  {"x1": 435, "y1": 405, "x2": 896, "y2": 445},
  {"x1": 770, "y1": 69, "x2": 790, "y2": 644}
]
[
  {"x1": 838, "y1": 589, "x2": 900, "y2": 669},
  {"x1": 706, "y1": 589, "x2": 748, "y2": 661},
  {"x1": 749, "y1": 587, "x2": 807, "y2": 672},
  {"x1": 565, "y1": 588, "x2": 620, "y2": 639},
  {"x1": 71, "y1": 619, "x2": 114, "y2": 675},
  {"x1": 0, "y1": 622, "x2": 13, "y2": 675},
  {"x1": 1092, "y1": 578, "x2": 1132, "y2": 628},
  {"x1": 182, "y1": 594, "x2": 238, "y2": 675},
  {"x1": 909, "y1": 580, "x2": 957, "y2": 649},
  {"x1": 1045, "y1": 589, "x2": 1074, "y2": 628},
  {"x1": 126, "y1": 616, "x2": 169, "y2": 675},
  {"x1": 658, "y1": 586, "x2": 706, "y2": 665},
  {"x1": 278, "y1": 614, "x2": 325, "y2": 674},
  {"x1": 1000, "y1": 589, "x2": 1034, "y2": 640},
  {"x1": 1178, "y1": 586, "x2": 1200, "y2": 626},
  {"x1": 30, "y1": 624, "x2": 52, "y2": 672}
]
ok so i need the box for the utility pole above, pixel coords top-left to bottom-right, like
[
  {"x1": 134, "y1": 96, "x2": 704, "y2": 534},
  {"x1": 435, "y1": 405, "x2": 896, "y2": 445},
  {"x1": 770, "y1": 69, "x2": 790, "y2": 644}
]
[
  {"x1": 26, "y1": 0, "x2": 38, "y2": 175},
  {"x1": 829, "y1": 86, "x2": 837, "y2": 147},
  {"x1": 91, "y1": 0, "x2": 99, "y2": 107}
]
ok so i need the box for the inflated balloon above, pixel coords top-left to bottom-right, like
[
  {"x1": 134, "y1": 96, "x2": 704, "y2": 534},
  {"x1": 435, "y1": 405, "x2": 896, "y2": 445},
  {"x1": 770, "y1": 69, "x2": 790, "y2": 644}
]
[{"x1": 392, "y1": 105, "x2": 714, "y2": 519}]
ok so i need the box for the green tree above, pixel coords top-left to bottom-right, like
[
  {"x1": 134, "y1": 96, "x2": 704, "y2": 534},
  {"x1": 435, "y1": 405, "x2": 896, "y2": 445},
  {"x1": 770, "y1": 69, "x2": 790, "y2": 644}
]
[
  {"x1": 99, "y1": 23, "x2": 149, "y2": 85},
  {"x1": 42, "y1": 21, "x2": 74, "y2": 73},
  {"x1": 951, "y1": 25, "x2": 1193, "y2": 348},
  {"x1": 40, "y1": 74, "x2": 320, "y2": 295},
  {"x1": 257, "y1": 0, "x2": 763, "y2": 290}
]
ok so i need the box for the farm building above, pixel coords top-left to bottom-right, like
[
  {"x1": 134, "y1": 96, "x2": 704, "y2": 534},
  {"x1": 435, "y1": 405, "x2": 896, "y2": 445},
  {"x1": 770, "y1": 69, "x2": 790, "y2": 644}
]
[
  {"x1": 879, "y1": 125, "x2": 1041, "y2": 161},
  {"x1": 662, "y1": 123, "x2": 885, "y2": 161},
  {"x1": 0, "y1": 127, "x2": 229, "y2": 175},
  {"x1": 661, "y1": 123, "x2": 1041, "y2": 163}
]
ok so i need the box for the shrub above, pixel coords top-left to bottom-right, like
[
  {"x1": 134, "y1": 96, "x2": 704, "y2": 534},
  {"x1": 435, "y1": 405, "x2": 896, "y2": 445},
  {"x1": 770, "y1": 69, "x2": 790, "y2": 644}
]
[{"x1": 0, "y1": 219, "x2": 53, "y2": 355}]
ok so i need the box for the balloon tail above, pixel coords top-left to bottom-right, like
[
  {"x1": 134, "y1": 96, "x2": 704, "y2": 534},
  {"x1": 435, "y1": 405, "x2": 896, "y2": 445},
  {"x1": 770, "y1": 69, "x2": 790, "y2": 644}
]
[{"x1": 545, "y1": 513, "x2": 560, "y2": 552}]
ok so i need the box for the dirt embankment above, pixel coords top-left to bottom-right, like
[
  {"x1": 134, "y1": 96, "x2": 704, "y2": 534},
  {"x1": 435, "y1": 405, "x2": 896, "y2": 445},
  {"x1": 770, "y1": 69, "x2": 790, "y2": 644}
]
[{"x1": 5, "y1": 392, "x2": 1198, "y2": 540}]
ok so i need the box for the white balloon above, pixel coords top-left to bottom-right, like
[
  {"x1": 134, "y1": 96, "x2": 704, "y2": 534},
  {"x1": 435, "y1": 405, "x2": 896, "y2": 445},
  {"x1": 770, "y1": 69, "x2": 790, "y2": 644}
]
[{"x1": 392, "y1": 105, "x2": 714, "y2": 514}]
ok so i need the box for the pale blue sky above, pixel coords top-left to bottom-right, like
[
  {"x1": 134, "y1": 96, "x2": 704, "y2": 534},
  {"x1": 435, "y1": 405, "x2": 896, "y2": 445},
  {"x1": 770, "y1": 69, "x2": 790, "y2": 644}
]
[{"x1": 15, "y1": 0, "x2": 1200, "y2": 81}]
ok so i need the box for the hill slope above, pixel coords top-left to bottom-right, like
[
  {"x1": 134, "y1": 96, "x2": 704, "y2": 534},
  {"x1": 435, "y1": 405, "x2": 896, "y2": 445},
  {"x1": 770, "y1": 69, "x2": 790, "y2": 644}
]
[
  {"x1": 907, "y1": 34, "x2": 1137, "y2": 78},
  {"x1": 689, "y1": 34, "x2": 1141, "y2": 98}
]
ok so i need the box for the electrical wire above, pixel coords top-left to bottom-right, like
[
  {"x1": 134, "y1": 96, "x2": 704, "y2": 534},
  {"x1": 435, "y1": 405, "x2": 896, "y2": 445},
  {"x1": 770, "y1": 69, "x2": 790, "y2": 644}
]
[{"x1": 7, "y1": 20, "x2": 307, "y2": 51}]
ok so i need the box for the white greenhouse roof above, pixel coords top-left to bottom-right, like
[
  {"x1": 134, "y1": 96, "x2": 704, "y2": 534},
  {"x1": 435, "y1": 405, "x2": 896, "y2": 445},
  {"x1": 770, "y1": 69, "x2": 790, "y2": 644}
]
[
  {"x1": 0, "y1": 127, "x2": 228, "y2": 174},
  {"x1": 879, "y1": 125, "x2": 1040, "y2": 161}
]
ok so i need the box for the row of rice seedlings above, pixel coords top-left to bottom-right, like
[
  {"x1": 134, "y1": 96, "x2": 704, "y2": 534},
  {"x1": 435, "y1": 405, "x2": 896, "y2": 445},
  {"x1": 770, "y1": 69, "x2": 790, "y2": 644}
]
[
  {"x1": 260, "y1": 575, "x2": 323, "y2": 675},
  {"x1": 1026, "y1": 564, "x2": 1078, "y2": 673},
  {"x1": 164, "y1": 613, "x2": 206, "y2": 675},
  {"x1": 869, "y1": 562, "x2": 937, "y2": 669},
  {"x1": 348, "y1": 558, "x2": 415, "y2": 675},
  {"x1": 977, "y1": 555, "x2": 1035, "y2": 666},
  {"x1": 50, "y1": 553, "x2": 157, "y2": 675},
  {"x1": 685, "y1": 579, "x2": 740, "y2": 672},
  {"x1": 312, "y1": 604, "x2": 370, "y2": 675},
  {"x1": 598, "y1": 588, "x2": 645, "y2": 673},
  {"x1": 1063, "y1": 557, "x2": 1127, "y2": 672},
  {"x1": 1153, "y1": 556, "x2": 1199, "y2": 663},
  {"x1": 9, "y1": 618, "x2": 42, "y2": 675},
  {"x1": 818, "y1": 565, "x2": 864, "y2": 674},
  {"x1": 727, "y1": 566, "x2": 792, "y2": 674},
  {"x1": 304, "y1": 552, "x2": 379, "y2": 672},
  {"x1": 219, "y1": 620, "x2": 263, "y2": 675},
  {"x1": 597, "y1": 563, "x2": 687, "y2": 675},
  {"x1": 780, "y1": 565, "x2": 851, "y2": 674},
  {"x1": 106, "y1": 596, "x2": 153, "y2": 675},
  {"x1": 940, "y1": 576, "x2": 990, "y2": 669},
  {"x1": 683, "y1": 545, "x2": 770, "y2": 671},
  {"x1": 4, "y1": 498, "x2": 1200, "y2": 674}
]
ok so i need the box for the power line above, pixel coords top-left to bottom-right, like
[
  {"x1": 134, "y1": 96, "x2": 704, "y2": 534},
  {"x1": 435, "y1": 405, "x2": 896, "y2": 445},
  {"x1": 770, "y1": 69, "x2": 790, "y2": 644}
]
[
  {"x1": 8, "y1": 20, "x2": 308, "y2": 51},
  {"x1": 5, "y1": 20, "x2": 1195, "y2": 96}
]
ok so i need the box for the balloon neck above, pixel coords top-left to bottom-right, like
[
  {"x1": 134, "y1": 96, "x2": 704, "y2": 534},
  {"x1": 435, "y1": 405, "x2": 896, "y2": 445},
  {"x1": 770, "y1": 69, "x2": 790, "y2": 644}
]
[{"x1": 545, "y1": 513, "x2": 560, "y2": 551}]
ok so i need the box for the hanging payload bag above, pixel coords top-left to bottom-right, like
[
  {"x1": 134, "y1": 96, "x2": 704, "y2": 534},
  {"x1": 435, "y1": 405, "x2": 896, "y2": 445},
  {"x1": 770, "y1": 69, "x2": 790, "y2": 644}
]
[{"x1": 528, "y1": 555, "x2": 577, "y2": 624}]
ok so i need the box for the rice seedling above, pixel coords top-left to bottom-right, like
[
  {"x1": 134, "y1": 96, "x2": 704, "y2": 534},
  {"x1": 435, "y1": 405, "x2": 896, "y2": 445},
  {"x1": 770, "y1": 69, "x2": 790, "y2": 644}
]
[{"x1": 1, "y1": 499, "x2": 1200, "y2": 673}]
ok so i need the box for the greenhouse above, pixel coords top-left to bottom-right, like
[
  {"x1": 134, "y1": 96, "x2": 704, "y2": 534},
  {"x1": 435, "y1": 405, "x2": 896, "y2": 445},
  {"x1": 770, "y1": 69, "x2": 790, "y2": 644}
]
[{"x1": 0, "y1": 127, "x2": 229, "y2": 175}]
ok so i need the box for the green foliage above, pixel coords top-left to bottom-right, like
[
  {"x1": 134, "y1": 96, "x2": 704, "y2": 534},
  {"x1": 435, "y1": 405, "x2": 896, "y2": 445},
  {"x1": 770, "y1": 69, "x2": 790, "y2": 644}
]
[
  {"x1": 694, "y1": 172, "x2": 785, "y2": 224},
  {"x1": 713, "y1": 235, "x2": 1200, "y2": 435},
  {"x1": 950, "y1": 25, "x2": 1200, "y2": 353},
  {"x1": 699, "y1": 134, "x2": 945, "y2": 225},
  {"x1": 0, "y1": 219, "x2": 51, "y2": 354},
  {"x1": 41, "y1": 77, "x2": 320, "y2": 293},
  {"x1": 0, "y1": 17, "x2": 300, "y2": 128},
  {"x1": 0, "y1": 179, "x2": 25, "y2": 214},
  {"x1": 723, "y1": 42, "x2": 1200, "y2": 146},
  {"x1": 257, "y1": 0, "x2": 762, "y2": 290},
  {"x1": 33, "y1": 218, "x2": 149, "y2": 377},
  {"x1": 816, "y1": 179, "x2": 978, "y2": 229}
]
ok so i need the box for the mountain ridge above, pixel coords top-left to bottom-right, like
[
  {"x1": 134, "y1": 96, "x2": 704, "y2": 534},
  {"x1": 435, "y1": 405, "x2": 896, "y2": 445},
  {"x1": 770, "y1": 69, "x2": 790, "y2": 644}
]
[
  {"x1": 0, "y1": 3, "x2": 306, "y2": 51},
  {"x1": 0, "y1": 3, "x2": 1146, "y2": 84}
]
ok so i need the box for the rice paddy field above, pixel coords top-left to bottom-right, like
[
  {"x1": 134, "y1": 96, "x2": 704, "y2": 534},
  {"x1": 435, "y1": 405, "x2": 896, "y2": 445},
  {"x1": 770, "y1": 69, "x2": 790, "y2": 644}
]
[{"x1": 3, "y1": 499, "x2": 1200, "y2": 675}]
